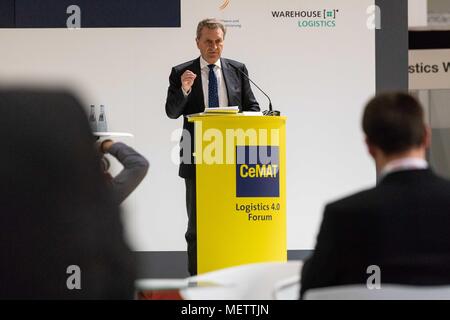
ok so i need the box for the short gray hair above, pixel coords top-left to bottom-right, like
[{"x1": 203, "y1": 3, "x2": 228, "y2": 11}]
[{"x1": 196, "y1": 18, "x2": 226, "y2": 40}]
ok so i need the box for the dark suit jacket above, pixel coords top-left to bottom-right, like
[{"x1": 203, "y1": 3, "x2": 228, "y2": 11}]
[
  {"x1": 300, "y1": 169, "x2": 450, "y2": 298},
  {"x1": 165, "y1": 57, "x2": 260, "y2": 178}
]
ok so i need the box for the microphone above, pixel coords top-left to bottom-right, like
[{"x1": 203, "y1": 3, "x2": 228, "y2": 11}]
[{"x1": 230, "y1": 63, "x2": 280, "y2": 116}]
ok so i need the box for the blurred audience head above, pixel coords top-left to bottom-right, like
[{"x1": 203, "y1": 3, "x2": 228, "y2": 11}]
[
  {"x1": 0, "y1": 88, "x2": 134, "y2": 299},
  {"x1": 362, "y1": 92, "x2": 430, "y2": 169}
]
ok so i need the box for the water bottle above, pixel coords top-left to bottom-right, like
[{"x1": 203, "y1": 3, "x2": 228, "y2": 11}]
[
  {"x1": 88, "y1": 104, "x2": 97, "y2": 132},
  {"x1": 98, "y1": 104, "x2": 108, "y2": 132}
]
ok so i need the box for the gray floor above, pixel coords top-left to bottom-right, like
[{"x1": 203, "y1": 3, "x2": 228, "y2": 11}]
[{"x1": 135, "y1": 250, "x2": 312, "y2": 279}]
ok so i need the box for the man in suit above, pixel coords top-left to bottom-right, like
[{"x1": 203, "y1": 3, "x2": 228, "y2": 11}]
[
  {"x1": 300, "y1": 92, "x2": 450, "y2": 298},
  {"x1": 165, "y1": 18, "x2": 260, "y2": 275}
]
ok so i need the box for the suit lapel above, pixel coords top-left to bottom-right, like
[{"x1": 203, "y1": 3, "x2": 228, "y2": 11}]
[
  {"x1": 221, "y1": 58, "x2": 240, "y2": 108},
  {"x1": 191, "y1": 57, "x2": 205, "y2": 111}
]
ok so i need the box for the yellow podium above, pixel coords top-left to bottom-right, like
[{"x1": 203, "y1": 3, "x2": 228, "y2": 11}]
[{"x1": 188, "y1": 114, "x2": 287, "y2": 274}]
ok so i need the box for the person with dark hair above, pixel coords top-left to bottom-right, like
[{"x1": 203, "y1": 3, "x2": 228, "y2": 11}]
[
  {"x1": 300, "y1": 92, "x2": 450, "y2": 298},
  {"x1": 165, "y1": 18, "x2": 260, "y2": 275},
  {"x1": 97, "y1": 139, "x2": 149, "y2": 205},
  {"x1": 0, "y1": 88, "x2": 135, "y2": 299}
]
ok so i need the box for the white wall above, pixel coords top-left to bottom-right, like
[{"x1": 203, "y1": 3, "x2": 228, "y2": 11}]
[
  {"x1": 409, "y1": 0, "x2": 428, "y2": 27},
  {"x1": 0, "y1": 0, "x2": 376, "y2": 251}
]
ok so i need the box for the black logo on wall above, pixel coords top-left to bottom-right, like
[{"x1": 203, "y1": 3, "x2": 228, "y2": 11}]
[{"x1": 0, "y1": 0, "x2": 180, "y2": 28}]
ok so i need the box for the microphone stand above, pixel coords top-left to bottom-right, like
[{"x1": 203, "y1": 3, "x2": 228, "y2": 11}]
[{"x1": 230, "y1": 64, "x2": 281, "y2": 116}]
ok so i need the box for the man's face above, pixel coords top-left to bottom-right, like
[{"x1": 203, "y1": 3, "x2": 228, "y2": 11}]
[{"x1": 196, "y1": 27, "x2": 224, "y2": 64}]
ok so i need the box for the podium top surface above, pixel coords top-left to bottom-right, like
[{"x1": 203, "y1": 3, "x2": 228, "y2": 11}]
[
  {"x1": 92, "y1": 132, "x2": 134, "y2": 137},
  {"x1": 187, "y1": 114, "x2": 286, "y2": 122}
]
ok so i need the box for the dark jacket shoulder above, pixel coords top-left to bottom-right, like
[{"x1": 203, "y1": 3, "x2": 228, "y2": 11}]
[
  {"x1": 173, "y1": 58, "x2": 200, "y2": 73},
  {"x1": 325, "y1": 169, "x2": 450, "y2": 218},
  {"x1": 221, "y1": 58, "x2": 245, "y2": 69},
  {"x1": 324, "y1": 187, "x2": 376, "y2": 214}
]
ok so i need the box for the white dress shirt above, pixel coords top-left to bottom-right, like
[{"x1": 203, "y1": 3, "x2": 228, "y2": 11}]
[{"x1": 199, "y1": 56, "x2": 229, "y2": 108}]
